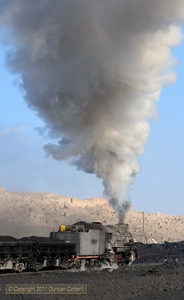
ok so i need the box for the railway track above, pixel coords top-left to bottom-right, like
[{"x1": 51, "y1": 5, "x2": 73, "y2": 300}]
[
  {"x1": 0, "y1": 269, "x2": 68, "y2": 277},
  {"x1": 0, "y1": 262, "x2": 166, "y2": 276}
]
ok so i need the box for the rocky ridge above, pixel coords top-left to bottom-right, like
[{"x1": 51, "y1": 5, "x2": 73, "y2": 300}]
[{"x1": 0, "y1": 187, "x2": 184, "y2": 243}]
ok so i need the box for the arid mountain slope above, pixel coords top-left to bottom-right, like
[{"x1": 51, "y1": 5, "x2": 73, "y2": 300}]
[{"x1": 0, "y1": 187, "x2": 184, "y2": 243}]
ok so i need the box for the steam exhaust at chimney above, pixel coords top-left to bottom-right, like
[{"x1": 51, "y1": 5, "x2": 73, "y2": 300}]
[{"x1": 0, "y1": 1, "x2": 184, "y2": 218}]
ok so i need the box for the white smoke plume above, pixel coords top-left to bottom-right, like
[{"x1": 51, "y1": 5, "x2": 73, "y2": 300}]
[{"x1": 0, "y1": 1, "x2": 184, "y2": 217}]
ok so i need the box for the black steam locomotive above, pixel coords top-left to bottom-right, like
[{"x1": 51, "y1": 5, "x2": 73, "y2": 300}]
[{"x1": 0, "y1": 221, "x2": 138, "y2": 272}]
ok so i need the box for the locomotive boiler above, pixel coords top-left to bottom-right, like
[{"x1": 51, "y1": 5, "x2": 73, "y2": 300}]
[{"x1": 0, "y1": 221, "x2": 138, "y2": 272}]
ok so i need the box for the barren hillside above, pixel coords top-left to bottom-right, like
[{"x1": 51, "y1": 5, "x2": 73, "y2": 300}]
[{"x1": 0, "y1": 187, "x2": 184, "y2": 243}]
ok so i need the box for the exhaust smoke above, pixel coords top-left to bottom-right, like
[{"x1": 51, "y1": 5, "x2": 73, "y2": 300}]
[{"x1": 0, "y1": 1, "x2": 184, "y2": 217}]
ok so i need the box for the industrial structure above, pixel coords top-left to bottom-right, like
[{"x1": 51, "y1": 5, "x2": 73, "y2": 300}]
[{"x1": 0, "y1": 221, "x2": 138, "y2": 272}]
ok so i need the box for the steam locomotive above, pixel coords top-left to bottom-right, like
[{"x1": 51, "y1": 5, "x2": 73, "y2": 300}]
[{"x1": 0, "y1": 221, "x2": 138, "y2": 272}]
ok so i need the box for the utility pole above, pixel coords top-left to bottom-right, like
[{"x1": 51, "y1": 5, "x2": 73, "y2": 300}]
[{"x1": 142, "y1": 211, "x2": 144, "y2": 233}]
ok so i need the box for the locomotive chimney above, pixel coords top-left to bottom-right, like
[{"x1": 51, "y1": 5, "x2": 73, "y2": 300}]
[{"x1": 118, "y1": 215, "x2": 125, "y2": 224}]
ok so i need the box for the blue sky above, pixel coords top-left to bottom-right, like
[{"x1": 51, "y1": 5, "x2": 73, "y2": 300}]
[{"x1": 0, "y1": 41, "x2": 184, "y2": 215}]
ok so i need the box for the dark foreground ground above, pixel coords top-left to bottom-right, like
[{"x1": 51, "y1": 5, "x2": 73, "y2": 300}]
[{"x1": 1, "y1": 241, "x2": 184, "y2": 300}]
